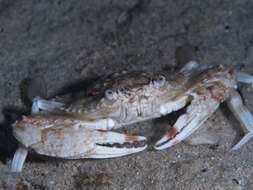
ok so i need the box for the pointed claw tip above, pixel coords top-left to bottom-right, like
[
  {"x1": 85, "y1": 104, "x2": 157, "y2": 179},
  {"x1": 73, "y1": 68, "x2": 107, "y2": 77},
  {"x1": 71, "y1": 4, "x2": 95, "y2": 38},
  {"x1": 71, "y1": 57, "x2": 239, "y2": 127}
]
[
  {"x1": 231, "y1": 132, "x2": 253, "y2": 151},
  {"x1": 138, "y1": 136, "x2": 147, "y2": 141},
  {"x1": 153, "y1": 144, "x2": 166, "y2": 151},
  {"x1": 134, "y1": 144, "x2": 148, "y2": 152},
  {"x1": 154, "y1": 135, "x2": 169, "y2": 146},
  {"x1": 153, "y1": 143, "x2": 172, "y2": 150},
  {"x1": 120, "y1": 144, "x2": 147, "y2": 154},
  {"x1": 154, "y1": 138, "x2": 178, "y2": 151}
]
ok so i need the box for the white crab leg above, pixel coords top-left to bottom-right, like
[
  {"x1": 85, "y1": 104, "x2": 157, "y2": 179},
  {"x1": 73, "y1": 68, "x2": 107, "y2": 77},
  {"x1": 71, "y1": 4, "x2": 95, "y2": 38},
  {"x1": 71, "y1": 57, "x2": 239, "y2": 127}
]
[
  {"x1": 32, "y1": 96, "x2": 64, "y2": 114},
  {"x1": 227, "y1": 90, "x2": 253, "y2": 150},
  {"x1": 236, "y1": 72, "x2": 253, "y2": 86},
  {"x1": 11, "y1": 147, "x2": 28, "y2": 172},
  {"x1": 179, "y1": 61, "x2": 199, "y2": 73}
]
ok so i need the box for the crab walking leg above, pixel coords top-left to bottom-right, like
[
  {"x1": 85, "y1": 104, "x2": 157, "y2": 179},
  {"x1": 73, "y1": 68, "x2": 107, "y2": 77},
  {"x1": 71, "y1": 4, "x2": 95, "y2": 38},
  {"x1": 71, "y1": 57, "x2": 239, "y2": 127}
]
[
  {"x1": 236, "y1": 72, "x2": 253, "y2": 87},
  {"x1": 179, "y1": 61, "x2": 199, "y2": 73},
  {"x1": 32, "y1": 97, "x2": 64, "y2": 114},
  {"x1": 179, "y1": 60, "x2": 211, "y2": 74},
  {"x1": 11, "y1": 147, "x2": 28, "y2": 172},
  {"x1": 227, "y1": 90, "x2": 253, "y2": 150},
  {"x1": 155, "y1": 90, "x2": 220, "y2": 150}
]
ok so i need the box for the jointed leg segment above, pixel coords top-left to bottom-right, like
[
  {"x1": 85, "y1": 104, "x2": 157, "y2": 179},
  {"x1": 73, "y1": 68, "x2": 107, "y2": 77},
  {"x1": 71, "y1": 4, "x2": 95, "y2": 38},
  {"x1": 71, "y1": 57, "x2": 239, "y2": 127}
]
[{"x1": 227, "y1": 90, "x2": 253, "y2": 150}]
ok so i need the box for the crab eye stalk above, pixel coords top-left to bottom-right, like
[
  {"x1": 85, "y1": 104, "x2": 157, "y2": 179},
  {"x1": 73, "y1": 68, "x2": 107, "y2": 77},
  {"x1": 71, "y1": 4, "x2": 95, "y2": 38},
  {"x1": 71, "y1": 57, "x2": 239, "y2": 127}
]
[
  {"x1": 105, "y1": 89, "x2": 115, "y2": 100},
  {"x1": 154, "y1": 75, "x2": 166, "y2": 87}
]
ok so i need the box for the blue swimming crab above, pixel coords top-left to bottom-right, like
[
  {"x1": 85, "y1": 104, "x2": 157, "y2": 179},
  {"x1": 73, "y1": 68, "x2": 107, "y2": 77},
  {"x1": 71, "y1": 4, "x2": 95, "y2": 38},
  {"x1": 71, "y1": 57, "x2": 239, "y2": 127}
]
[{"x1": 11, "y1": 61, "x2": 253, "y2": 172}]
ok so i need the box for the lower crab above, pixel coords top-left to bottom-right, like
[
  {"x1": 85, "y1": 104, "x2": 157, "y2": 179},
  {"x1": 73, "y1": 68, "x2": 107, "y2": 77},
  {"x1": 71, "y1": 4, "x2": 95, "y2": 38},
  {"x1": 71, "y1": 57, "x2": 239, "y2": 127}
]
[{"x1": 11, "y1": 61, "x2": 253, "y2": 172}]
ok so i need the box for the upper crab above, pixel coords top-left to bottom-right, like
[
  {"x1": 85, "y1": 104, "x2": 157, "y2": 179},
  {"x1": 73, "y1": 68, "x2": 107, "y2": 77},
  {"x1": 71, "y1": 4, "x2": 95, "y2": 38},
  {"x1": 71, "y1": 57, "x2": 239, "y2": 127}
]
[
  {"x1": 11, "y1": 61, "x2": 253, "y2": 172},
  {"x1": 34, "y1": 61, "x2": 253, "y2": 151}
]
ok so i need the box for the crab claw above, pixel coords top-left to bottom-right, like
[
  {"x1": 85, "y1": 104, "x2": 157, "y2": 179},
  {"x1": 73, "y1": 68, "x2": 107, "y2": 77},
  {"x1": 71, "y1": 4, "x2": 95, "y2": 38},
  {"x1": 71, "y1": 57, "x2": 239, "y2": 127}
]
[
  {"x1": 11, "y1": 117, "x2": 147, "y2": 172},
  {"x1": 80, "y1": 130, "x2": 147, "y2": 159},
  {"x1": 154, "y1": 88, "x2": 221, "y2": 150},
  {"x1": 30, "y1": 126, "x2": 147, "y2": 160},
  {"x1": 154, "y1": 111, "x2": 213, "y2": 150}
]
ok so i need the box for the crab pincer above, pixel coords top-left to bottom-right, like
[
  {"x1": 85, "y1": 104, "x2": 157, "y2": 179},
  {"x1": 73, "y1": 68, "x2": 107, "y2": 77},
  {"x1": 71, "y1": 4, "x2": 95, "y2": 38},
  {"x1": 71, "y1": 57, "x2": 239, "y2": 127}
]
[
  {"x1": 154, "y1": 65, "x2": 253, "y2": 150},
  {"x1": 11, "y1": 115, "x2": 147, "y2": 172}
]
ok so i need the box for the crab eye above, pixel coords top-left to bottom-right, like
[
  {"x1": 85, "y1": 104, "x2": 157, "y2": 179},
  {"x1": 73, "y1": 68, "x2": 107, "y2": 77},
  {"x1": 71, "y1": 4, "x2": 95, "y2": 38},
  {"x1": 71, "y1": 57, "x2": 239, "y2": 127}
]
[
  {"x1": 105, "y1": 89, "x2": 114, "y2": 100},
  {"x1": 154, "y1": 75, "x2": 166, "y2": 87}
]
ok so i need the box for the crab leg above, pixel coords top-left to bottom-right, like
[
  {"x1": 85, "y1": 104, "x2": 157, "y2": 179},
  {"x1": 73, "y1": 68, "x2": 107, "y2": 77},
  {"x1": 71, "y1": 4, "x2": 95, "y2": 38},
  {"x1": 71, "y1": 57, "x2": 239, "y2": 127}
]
[
  {"x1": 32, "y1": 97, "x2": 64, "y2": 114},
  {"x1": 155, "y1": 89, "x2": 220, "y2": 150},
  {"x1": 227, "y1": 90, "x2": 253, "y2": 150},
  {"x1": 236, "y1": 72, "x2": 253, "y2": 87},
  {"x1": 179, "y1": 61, "x2": 199, "y2": 73},
  {"x1": 11, "y1": 147, "x2": 28, "y2": 172}
]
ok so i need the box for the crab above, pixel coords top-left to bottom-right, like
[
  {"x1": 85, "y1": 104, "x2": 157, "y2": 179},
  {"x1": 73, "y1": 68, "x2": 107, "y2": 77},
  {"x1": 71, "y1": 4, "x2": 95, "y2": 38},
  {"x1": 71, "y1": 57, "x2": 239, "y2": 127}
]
[{"x1": 11, "y1": 61, "x2": 253, "y2": 172}]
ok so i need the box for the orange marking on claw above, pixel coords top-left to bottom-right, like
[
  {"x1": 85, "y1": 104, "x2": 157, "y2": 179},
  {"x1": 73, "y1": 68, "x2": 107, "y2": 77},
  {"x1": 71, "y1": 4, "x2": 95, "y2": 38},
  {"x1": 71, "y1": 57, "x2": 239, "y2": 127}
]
[
  {"x1": 97, "y1": 130, "x2": 106, "y2": 133},
  {"x1": 172, "y1": 140, "x2": 178, "y2": 145},
  {"x1": 125, "y1": 135, "x2": 138, "y2": 142},
  {"x1": 166, "y1": 127, "x2": 178, "y2": 139}
]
